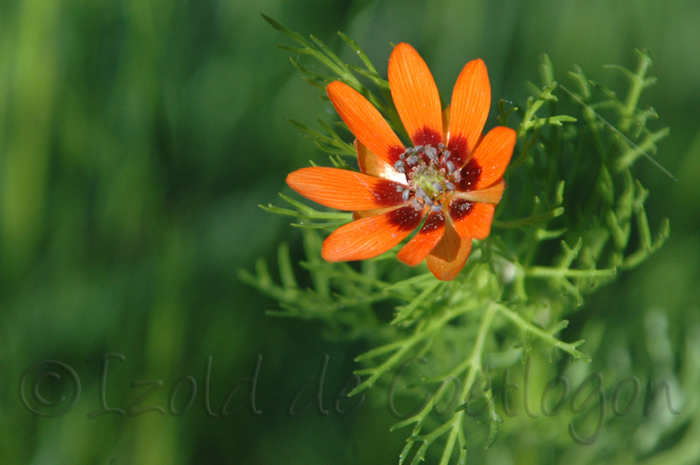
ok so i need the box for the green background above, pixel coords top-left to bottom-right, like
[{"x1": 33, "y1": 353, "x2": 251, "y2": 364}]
[{"x1": 1, "y1": 0, "x2": 699, "y2": 463}]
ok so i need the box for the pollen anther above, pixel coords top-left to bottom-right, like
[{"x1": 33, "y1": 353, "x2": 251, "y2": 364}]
[{"x1": 398, "y1": 142, "x2": 466, "y2": 210}]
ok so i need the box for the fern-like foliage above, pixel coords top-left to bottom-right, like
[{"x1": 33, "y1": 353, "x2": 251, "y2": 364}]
[{"x1": 243, "y1": 20, "x2": 670, "y2": 464}]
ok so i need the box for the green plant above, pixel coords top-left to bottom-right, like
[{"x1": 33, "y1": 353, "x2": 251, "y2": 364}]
[{"x1": 242, "y1": 18, "x2": 671, "y2": 464}]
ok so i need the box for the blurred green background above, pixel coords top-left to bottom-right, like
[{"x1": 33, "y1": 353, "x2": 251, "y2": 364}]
[{"x1": 1, "y1": 0, "x2": 699, "y2": 464}]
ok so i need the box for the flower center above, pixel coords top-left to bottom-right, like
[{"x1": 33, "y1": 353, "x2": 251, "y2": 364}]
[{"x1": 393, "y1": 143, "x2": 462, "y2": 212}]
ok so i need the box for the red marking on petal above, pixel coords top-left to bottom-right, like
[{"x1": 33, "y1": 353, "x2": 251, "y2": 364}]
[
  {"x1": 448, "y1": 59, "x2": 491, "y2": 166},
  {"x1": 447, "y1": 134, "x2": 470, "y2": 168},
  {"x1": 397, "y1": 211, "x2": 446, "y2": 266},
  {"x1": 388, "y1": 146, "x2": 407, "y2": 164},
  {"x1": 471, "y1": 126, "x2": 516, "y2": 190},
  {"x1": 449, "y1": 199, "x2": 495, "y2": 240},
  {"x1": 386, "y1": 205, "x2": 427, "y2": 231},
  {"x1": 448, "y1": 198, "x2": 474, "y2": 222},
  {"x1": 322, "y1": 205, "x2": 424, "y2": 261},
  {"x1": 412, "y1": 126, "x2": 443, "y2": 148},
  {"x1": 457, "y1": 157, "x2": 483, "y2": 192}
]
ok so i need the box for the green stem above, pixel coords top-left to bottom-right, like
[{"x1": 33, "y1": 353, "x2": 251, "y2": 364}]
[
  {"x1": 494, "y1": 304, "x2": 590, "y2": 361},
  {"x1": 526, "y1": 266, "x2": 616, "y2": 278}
]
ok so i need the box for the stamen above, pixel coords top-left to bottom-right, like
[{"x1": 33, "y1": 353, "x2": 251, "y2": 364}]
[
  {"x1": 407, "y1": 155, "x2": 420, "y2": 165},
  {"x1": 399, "y1": 141, "x2": 462, "y2": 213},
  {"x1": 411, "y1": 198, "x2": 423, "y2": 211},
  {"x1": 396, "y1": 185, "x2": 404, "y2": 192}
]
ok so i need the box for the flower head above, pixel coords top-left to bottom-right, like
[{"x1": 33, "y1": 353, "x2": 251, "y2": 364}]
[{"x1": 287, "y1": 43, "x2": 516, "y2": 281}]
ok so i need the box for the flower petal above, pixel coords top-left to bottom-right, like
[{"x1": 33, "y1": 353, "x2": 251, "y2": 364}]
[
  {"x1": 442, "y1": 106, "x2": 451, "y2": 140},
  {"x1": 426, "y1": 219, "x2": 472, "y2": 281},
  {"x1": 469, "y1": 126, "x2": 516, "y2": 190},
  {"x1": 327, "y1": 81, "x2": 405, "y2": 165},
  {"x1": 388, "y1": 43, "x2": 443, "y2": 147},
  {"x1": 355, "y1": 139, "x2": 407, "y2": 184},
  {"x1": 353, "y1": 207, "x2": 394, "y2": 220},
  {"x1": 449, "y1": 199, "x2": 495, "y2": 240},
  {"x1": 287, "y1": 167, "x2": 407, "y2": 211},
  {"x1": 397, "y1": 211, "x2": 446, "y2": 266},
  {"x1": 456, "y1": 157, "x2": 483, "y2": 192},
  {"x1": 453, "y1": 180, "x2": 505, "y2": 204},
  {"x1": 447, "y1": 59, "x2": 491, "y2": 167},
  {"x1": 323, "y1": 206, "x2": 425, "y2": 261}
]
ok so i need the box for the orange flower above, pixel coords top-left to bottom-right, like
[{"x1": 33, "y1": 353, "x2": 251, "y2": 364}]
[{"x1": 287, "y1": 43, "x2": 516, "y2": 281}]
